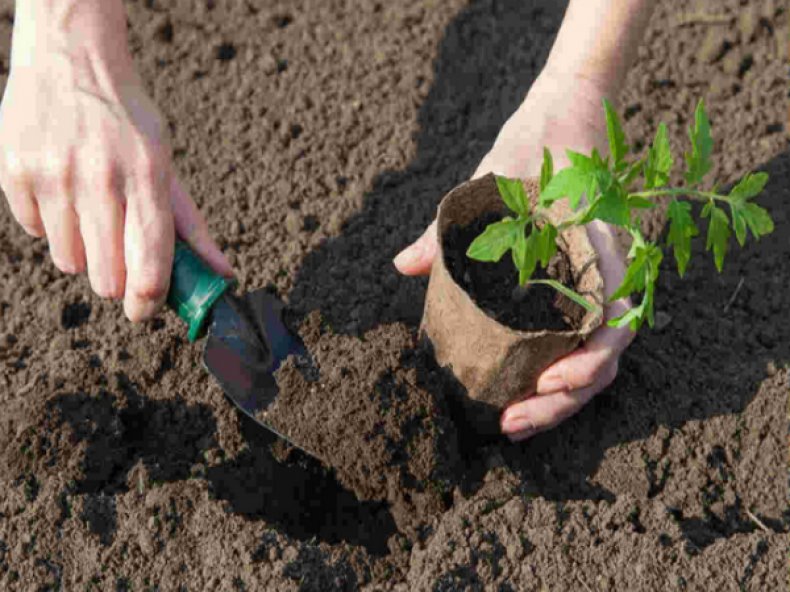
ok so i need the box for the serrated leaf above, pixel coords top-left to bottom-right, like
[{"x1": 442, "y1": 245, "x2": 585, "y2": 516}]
[
  {"x1": 645, "y1": 122, "x2": 673, "y2": 189},
  {"x1": 582, "y1": 170, "x2": 630, "y2": 226},
  {"x1": 701, "y1": 201, "x2": 730, "y2": 272},
  {"x1": 536, "y1": 223, "x2": 558, "y2": 267},
  {"x1": 466, "y1": 218, "x2": 522, "y2": 262},
  {"x1": 540, "y1": 150, "x2": 600, "y2": 209},
  {"x1": 666, "y1": 199, "x2": 698, "y2": 276},
  {"x1": 603, "y1": 98, "x2": 629, "y2": 171},
  {"x1": 742, "y1": 202, "x2": 774, "y2": 238},
  {"x1": 527, "y1": 279, "x2": 600, "y2": 314},
  {"x1": 609, "y1": 241, "x2": 663, "y2": 302},
  {"x1": 540, "y1": 147, "x2": 554, "y2": 193},
  {"x1": 729, "y1": 172, "x2": 769, "y2": 202},
  {"x1": 495, "y1": 175, "x2": 529, "y2": 217},
  {"x1": 684, "y1": 100, "x2": 713, "y2": 186},
  {"x1": 730, "y1": 200, "x2": 774, "y2": 246},
  {"x1": 608, "y1": 281, "x2": 655, "y2": 331},
  {"x1": 512, "y1": 228, "x2": 538, "y2": 285}
]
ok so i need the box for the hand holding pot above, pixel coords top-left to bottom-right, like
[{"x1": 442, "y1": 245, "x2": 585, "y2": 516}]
[
  {"x1": 394, "y1": 70, "x2": 635, "y2": 441},
  {"x1": 0, "y1": 0, "x2": 232, "y2": 322}
]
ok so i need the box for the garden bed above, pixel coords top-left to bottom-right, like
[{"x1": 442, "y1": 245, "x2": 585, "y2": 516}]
[{"x1": 0, "y1": 0, "x2": 787, "y2": 590}]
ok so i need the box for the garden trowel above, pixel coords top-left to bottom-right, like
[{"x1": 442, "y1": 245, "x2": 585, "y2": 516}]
[{"x1": 166, "y1": 242, "x2": 313, "y2": 453}]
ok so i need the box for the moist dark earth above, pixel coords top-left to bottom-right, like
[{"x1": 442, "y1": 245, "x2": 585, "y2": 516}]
[
  {"x1": 444, "y1": 211, "x2": 583, "y2": 332},
  {"x1": 0, "y1": 0, "x2": 788, "y2": 590}
]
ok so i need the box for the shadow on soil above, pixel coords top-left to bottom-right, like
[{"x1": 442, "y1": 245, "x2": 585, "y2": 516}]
[
  {"x1": 49, "y1": 373, "x2": 397, "y2": 555},
  {"x1": 286, "y1": 0, "x2": 790, "y2": 552}
]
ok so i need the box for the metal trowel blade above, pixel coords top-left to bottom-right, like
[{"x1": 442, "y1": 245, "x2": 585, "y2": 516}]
[{"x1": 201, "y1": 289, "x2": 314, "y2": 455}]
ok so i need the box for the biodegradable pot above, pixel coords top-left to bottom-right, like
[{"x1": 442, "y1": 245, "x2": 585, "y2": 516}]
[{"x1": 421, "y1": 173, "x2": 605, "y2": 431}]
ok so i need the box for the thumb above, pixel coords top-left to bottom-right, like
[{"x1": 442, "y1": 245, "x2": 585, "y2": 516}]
[{"x1": 393, "y1": 221, "x2": 437, "y2": 276}]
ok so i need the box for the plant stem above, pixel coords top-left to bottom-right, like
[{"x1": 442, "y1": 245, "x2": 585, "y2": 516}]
[{"x1": 629, "y1": 187, "x2": 727, "y2": 203}]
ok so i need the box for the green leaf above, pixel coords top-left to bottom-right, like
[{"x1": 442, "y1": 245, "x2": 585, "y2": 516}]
[
  {"x1": 727, "y1": 172, "x2": 772, "y2": 246},
  {"x1": 729, "y1": 171, "x2": 768, "y2": 202},
  {"x1": 581, "y1": 169, "x2": 630, "y2": 226},
  {"x1": 644, "y1": 122, "x2": 673, "y2": 189},
  {"x1": 539, "y1": 150, "x2": 600, "y2": 209},
  {"x1": 466, "y1": 218, "x2": 522, "y2": 262},
  {"x1": 701, "y1": 201, "x2": 730, "y2": 272},
  {"x1": 527, "y1": 279, "x2": 600, "y2": 314},
  {"x1": 666, "y1": 199, "x2": 698, "y2": 276},
  {"x1": 535, "y1": 223, "x2": 558, "y2": 267},
  {"x1": 742, "y1": 202, "x2": 774, "y2": 238},
  {"x1": 684, "y1": 99, "x2": 713, "y2": 186},
  {"x1": 609, "y1": 240, "x2": 663, "y2": 302},
  {"x1": 603, "y1": 98, "x2": 629, "y2": 171},
  {"x1": 495, "y1": 175, "x2": 529, "y2": 217},
  {"x1": 512, "y1": 228, "x2": 538, "y2": 285},
  {"x1": 608, "y1": 281, "x2": 656, "y2": 331},
  {"x1": 540, "y1": 147, "x2": 554, "y2": 193}
]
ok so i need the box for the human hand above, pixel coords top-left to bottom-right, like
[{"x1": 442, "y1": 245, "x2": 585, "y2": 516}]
[
  {"x1": 394, "y1": 71, "x2": 634, "y2": 441},
  {"x1": 0, "y1": 3, "x2": 232, "y2": 322}
]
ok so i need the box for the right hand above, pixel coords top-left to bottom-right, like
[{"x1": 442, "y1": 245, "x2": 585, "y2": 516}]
[
  {"x1": 0, "y1": 5, "x2": 232, "y2": 322},
  {"x1": 394, "y1": 70, "x2": 635, "y2": 442}
]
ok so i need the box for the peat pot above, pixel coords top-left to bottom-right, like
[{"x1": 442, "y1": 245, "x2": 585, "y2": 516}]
[{"x1": 420, "y1": 173, "x2": 605, "y2": 434}]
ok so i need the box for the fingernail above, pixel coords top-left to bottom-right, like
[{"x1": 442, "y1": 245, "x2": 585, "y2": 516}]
[
  {"x1": 537, "y1": 372, "x2": 567, "y2": 394},
  {"x1": 501, "y1": 414, "x2": 535, "y2": 435},
  {"x1": 507, "y1": 427, "x2": 537, "y2": 443}
]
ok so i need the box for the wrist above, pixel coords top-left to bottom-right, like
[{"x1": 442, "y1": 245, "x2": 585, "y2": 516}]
[{"x1": 11, "y1": 0, "x2": 134, "y2": 75}]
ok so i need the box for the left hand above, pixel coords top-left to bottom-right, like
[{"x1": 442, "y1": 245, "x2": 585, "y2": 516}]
[{"x1": 393, "y1": 71, "x2": 635, "y2": 442}]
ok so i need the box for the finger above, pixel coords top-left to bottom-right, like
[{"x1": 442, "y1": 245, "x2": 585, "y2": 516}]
[
  {"x1": 500, "y1": 363, "x2": 616, "y2": 440},
  {"x1": 38, "y1": 199, "x2": 86, "y2": 274},
  {"x1": 76, "y1": 164, "x2": 126, "y2": 299},
  {"x1": 535, "y1": 302, "x2": 634, "y2": 394},
  {"x1": 0, "y1": 166, "x2": 45, "y2": 237},
  {"x1": 123, "y1": 160, "x2": 175, "y2": 322},
  {"x1": 171, "y1": 176, "x2": 233, "y2": 277},
  {"x1": 393, "y1": 220, "x2": 437, "y2": 276},
  {"x1": 34, "y1": 155, "x2": 86, "y2": 274}
]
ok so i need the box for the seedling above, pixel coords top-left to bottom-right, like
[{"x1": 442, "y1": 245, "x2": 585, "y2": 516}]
[{"x1": 467, "y1": 99, "x2": 773, "y2": 330}]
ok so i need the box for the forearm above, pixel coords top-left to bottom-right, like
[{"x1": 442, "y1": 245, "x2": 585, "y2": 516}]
[
  {"x1": 544, "y1": 0, "x2": 655, "y2": 101},
  {"x1": 11, "y1": 0, "x2": 133, "y2": 72}
]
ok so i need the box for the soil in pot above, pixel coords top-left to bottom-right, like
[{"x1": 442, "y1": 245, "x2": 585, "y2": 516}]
[{"x1": 444, "y1": 212, "x2": 587, "y2": 333}]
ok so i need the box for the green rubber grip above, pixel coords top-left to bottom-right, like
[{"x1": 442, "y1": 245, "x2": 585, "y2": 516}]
[{"x1": 167, "y1": 241, "x2": 234, "y2": 342}]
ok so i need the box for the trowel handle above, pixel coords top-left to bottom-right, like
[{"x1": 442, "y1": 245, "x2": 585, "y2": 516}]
[{"x1": 167, "y1": 241, "x2": 234, "y2": 343}]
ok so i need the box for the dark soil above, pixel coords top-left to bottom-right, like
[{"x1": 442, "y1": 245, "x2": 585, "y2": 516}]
[
  {"x1": 0, "y1": 0, "x2": 787, "y2": 590},
  {"x1": 263, "y1": 312, "x2": 461, "y2": 539},
  {"x1": 444, "y1": 212, "x2": 584, "y2": 332}
]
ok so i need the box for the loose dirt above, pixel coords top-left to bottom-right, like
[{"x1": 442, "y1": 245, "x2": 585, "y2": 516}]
[{"x1": 0, "y1": 0, "x2": 787, "y2": 590}]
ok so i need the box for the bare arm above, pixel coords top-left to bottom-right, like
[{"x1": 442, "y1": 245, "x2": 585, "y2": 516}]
[
  {"x1": 1, "y1": 0, "x2": 231, "y2": 321},
  {"x1": 545, "y1": 0, "x2": 656, "y2": 100}
]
